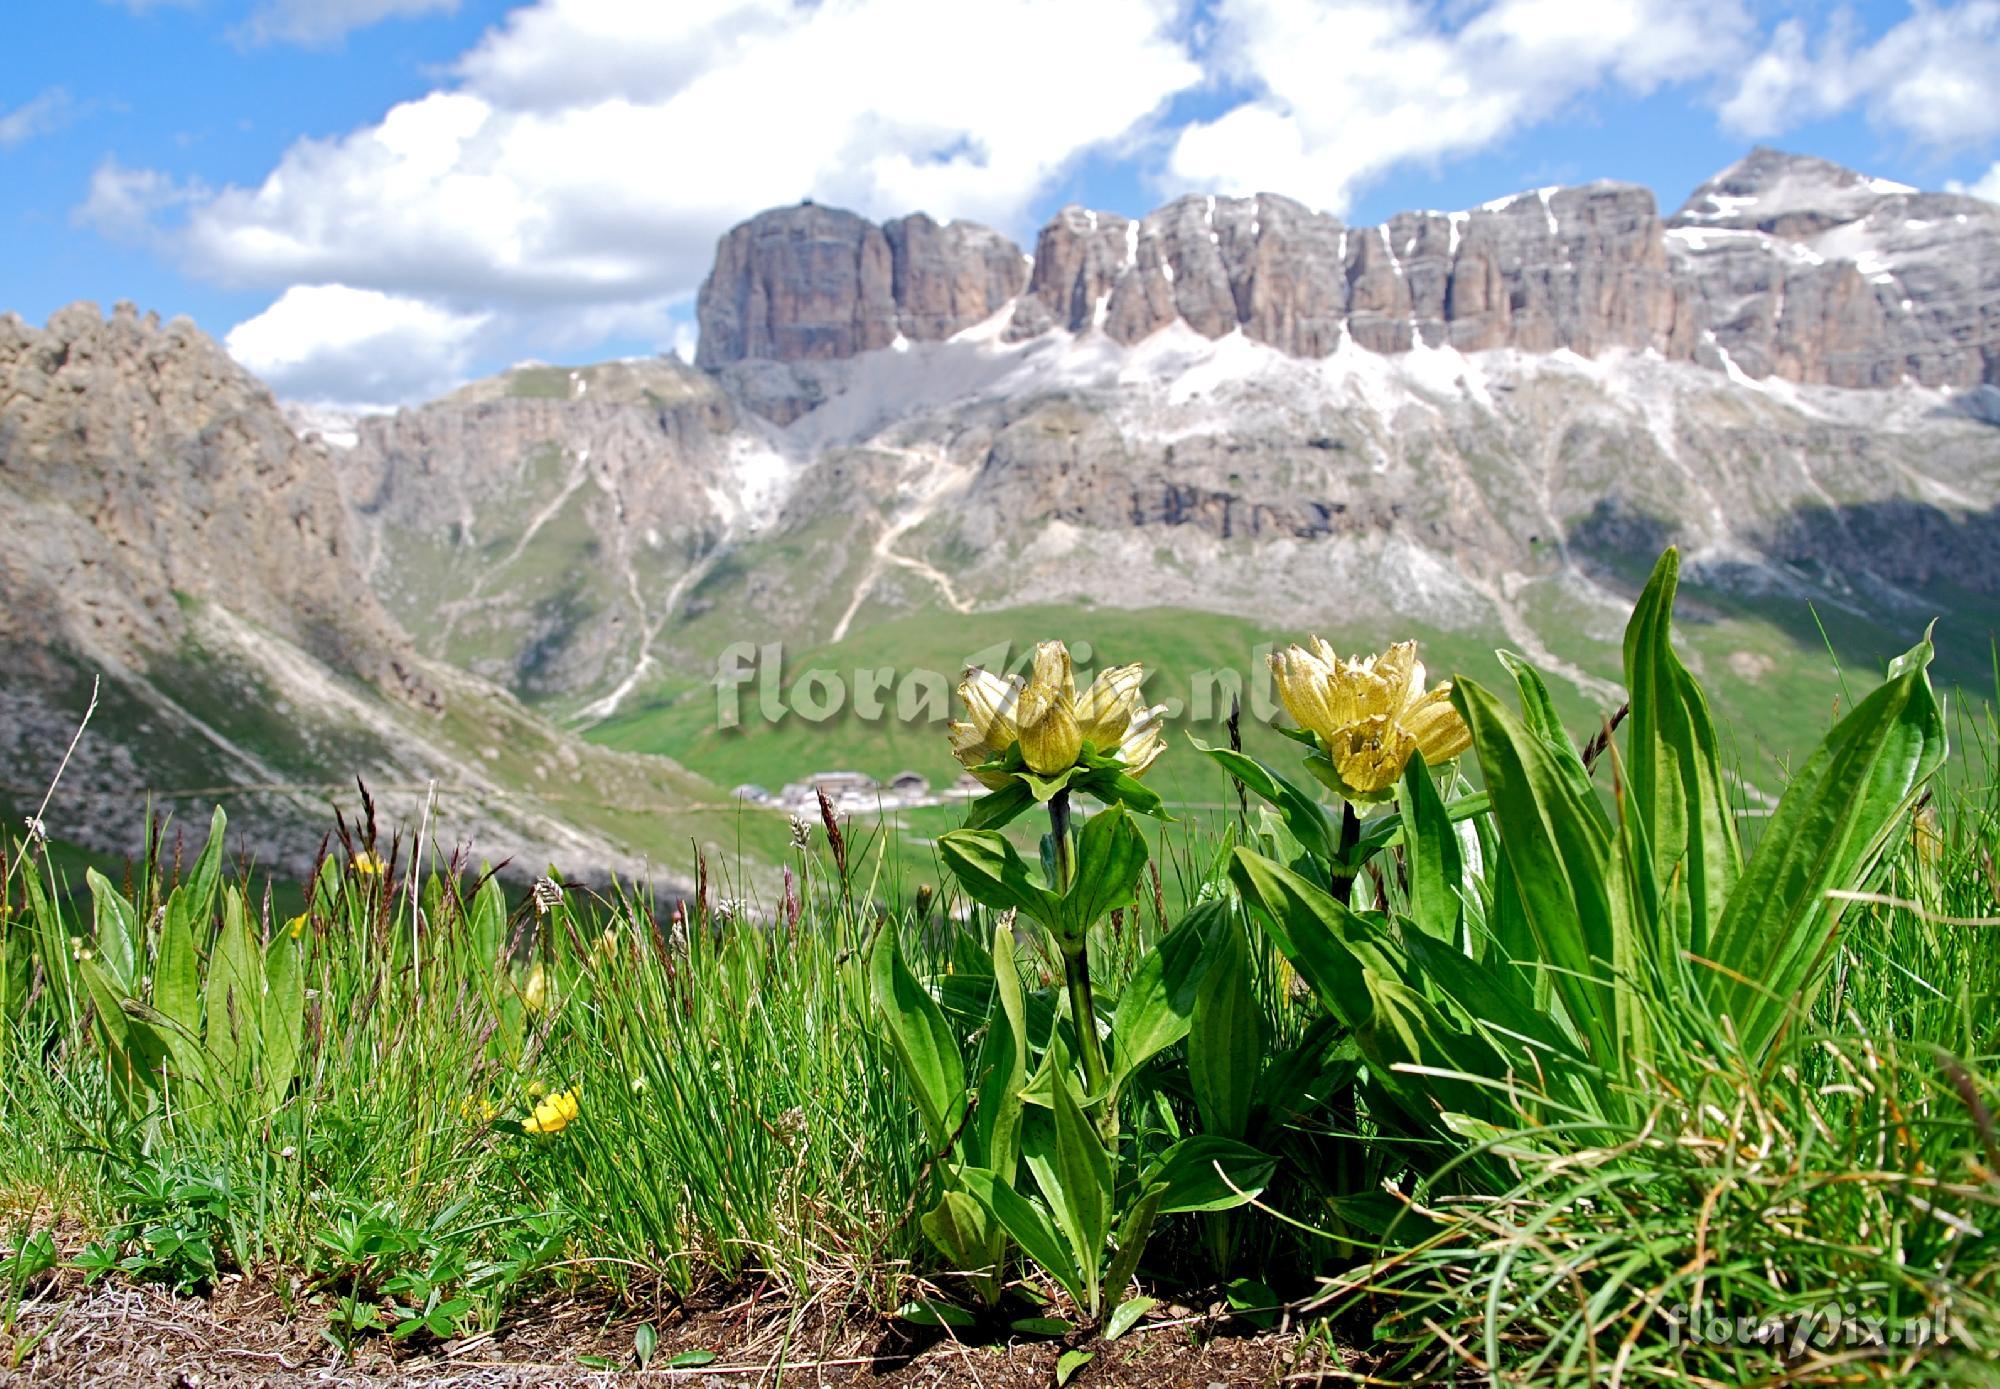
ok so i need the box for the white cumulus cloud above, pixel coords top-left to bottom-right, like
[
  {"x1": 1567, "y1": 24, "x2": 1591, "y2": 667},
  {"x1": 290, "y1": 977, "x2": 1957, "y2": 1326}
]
[
  {"x1": 172, "y1": 0, "x2": 1197, "y2": 308},
  {"x1": 225, "y1": 284, "x2": 489, "y2": 406},
  {"x1": 1167, "y1": 0, "x2": 1754, "y2": 212},
  {"x1": 1720, "y1": 2, "x2": 2000, "y2": 147}
]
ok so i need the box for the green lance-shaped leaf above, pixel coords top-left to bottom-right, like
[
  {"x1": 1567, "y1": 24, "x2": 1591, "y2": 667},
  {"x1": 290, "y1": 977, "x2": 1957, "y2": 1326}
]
[
  {"x1": 1397, "y1": 751, "x2": 1463, "y2": 943},
  {"x1": 937, "y1": 829, "x2": 1062, "y2": 934},
  {"x1": 181, "y1": 806, "x2": 228, "y2": 924},
  {"x1": 868, "y1": 925, "x2": 966, "y2": 1152},
  {"x1": 152, "y1": 880, "x2": 207, "y2": 1086},
  {"x1": 920, "y1": 1187, "x2": 1002, "y2": 1287},
  {"x1": 1227, "y1": 848, "x2": 1402, "y2": 1029},
  {"x1": 968, "y1": 921, "x2": 1029, "y2": 1180},
  {"x1": 1623, "y1": 548, "x2": 1741, "y2": 961},
  {"x1": 1103, "y1": 1185, "x2": 1164, "y2": 1314},
  {"x1": 260, "y1": 922, "x2": 306, "y2": 1111},
  {"x1": 1146, "y1": 1136, "x2": 1277, "y2": 1213},
  {"x1": 1042, "y1": 1051, "x2": 1112, "y2": 1317},
  {"x1": 959, "y1": 1166, "x2": 1084, "y2": 1310},
  {"x1": 1189, "y1": 911, "x2": 1262, "y2": 1141},
  {"x1": 1704, "y1": 633, "x2": 1945, "y2": 1057},
  {"x1": 1059, "y1": 804, "x2": 1149, "y2": 943},
  {"x1": 1110, "y1": 898, "x2": 1228, "y2": 1091},
  {"x1": 1451, "y1": 678, "x2": 1631, "y2": 1073},
  {"x1": 1495, "y1": 650, "x2": 1589, "y2": 771},
  {"x1": 208, "y1": 885, "x2": 263, "y2": 1086},
  {"x1": 86, "y1": 869, "x2": 142, "y2": 993}
]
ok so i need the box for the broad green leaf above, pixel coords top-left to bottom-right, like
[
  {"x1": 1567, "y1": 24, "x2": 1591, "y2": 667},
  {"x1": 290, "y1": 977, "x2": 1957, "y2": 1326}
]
[
  {"x1": 1227, "y1": 849, "x2": 1400, "y2": 1028},
  {"x1": 1103, "y1": 1189, "x2": 1162, "y2": 1315},
  {"x1": 1042, "y1": 1056, "x2": 1111, "y2": 1315},
  {"x1": 1189, "y1": 913, "x2": 1261, "y2": 1140},
  {"x1": 1452, "y1": 679, "x2": 1628, "y2": 1071},
  {"x1": 1397, "y1": 752, "x2": 1462, "y2": 942},
  {"x1": 968, "y1": 922, "x2": 1028, "y2": 1179},
  {"x1": 1251, "y1": 1016, "x2": 1356, "y2": 1132},
  {"x1": 920, "y1": 1190, "x2": 998, "y2": 1282},
  {"x1": 1104, "y1": 1296, "x2": 1158, "y2": 1342},
  {"x1": 1056, "y1": 1349, "x2": 1094, "y2": 1386},
  {"x1": 1146, "y1": 1136, "x2": 1275, "y2": 1213},
  {"x1": 1083, "y1": 768, "x2": 1168, "y2": 821},
  {"x1": 1060, "y1": 806, "x2": 1148, "y2": 942},
  {"x1": 867, "y1": 926, "x2": 966, "y2": 1151},
  {"x1": 85, "y1": 869, "x2": 141, "y2": 993},
  {"x1": 208, "y1": 886, "x2": 262, "y2": 1085},
  {"x1": 260, "y1": 924, "x2": 305, "y2": 1111},
  {"x1": 937, "y1": 830, "x2": 1060, "y2": 932},
  {"x1": 181, "y1": 806, "x2": 228, "y2": 922},
  {"x1": 1109, "y1": 899, "x2": 1227, "y2": 1089},
  {"x1": 1622, "y1": 548, "x2": 1741, "y2": 961},
  {"x1": 1704, "y1": 635, "x2": 1944, "y2": 1057},
  {"x1": 1495, "y1": 650, "x2": 1588, "y2": 769},
  {"x1": 964, "y1": 781, "x2": 1036, "y2": 831},
  {"x1": 153, "y1": 882, "x2": 205, "y2": 1085},
  {"x1": 958, "y1": 1167, "x2": 1083, "y2": 1309},
  {"x1": 1358, "y1": 971, "x2": 1511, "y2": 1130},
  {"x1": 895, "y1": 1298, "x2": 977, "y2": 1328}
]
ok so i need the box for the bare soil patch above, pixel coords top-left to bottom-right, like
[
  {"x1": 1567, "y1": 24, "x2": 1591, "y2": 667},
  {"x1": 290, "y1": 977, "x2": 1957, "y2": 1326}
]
[{"x1": 0, "y1": 1271, "x2": 1351, "y2": 1387}]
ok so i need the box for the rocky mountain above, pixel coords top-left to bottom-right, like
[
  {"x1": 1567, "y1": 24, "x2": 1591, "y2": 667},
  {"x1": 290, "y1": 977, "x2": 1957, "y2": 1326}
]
[
  {"x1": 331, "y1": 149, "x2": 1996, "y2": 760},
  {"x1": 15, "y1": 146, "x2": 1987, "y2": 870},
  {"x1": 0, "y1": 304, "x2": 760, "y2": 884},
  {"x1": 696, "y1": 148, "x2": 1998, "y2": 411}
]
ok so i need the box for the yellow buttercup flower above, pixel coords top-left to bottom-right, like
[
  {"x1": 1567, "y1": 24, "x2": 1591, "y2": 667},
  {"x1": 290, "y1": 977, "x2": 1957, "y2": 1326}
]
[
  {"x1": 1269, "y1": 639, "x2": 1471, "y2": 801},
  {"x1": 351, "y1": 850, "x2": 384, "y2": 877},
  {"x1": 953, "y1": 643, "x2": 1167, "y2": 782},
  {"x1": 523, "y1": 1087, "x2": 580, "y2": 1136}
]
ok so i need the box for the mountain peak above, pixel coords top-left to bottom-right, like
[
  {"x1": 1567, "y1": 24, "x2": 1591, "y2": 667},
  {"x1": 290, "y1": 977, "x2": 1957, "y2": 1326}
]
[{"x1": 1672, "y1": 146, "x2": 1915, "y2": 237}]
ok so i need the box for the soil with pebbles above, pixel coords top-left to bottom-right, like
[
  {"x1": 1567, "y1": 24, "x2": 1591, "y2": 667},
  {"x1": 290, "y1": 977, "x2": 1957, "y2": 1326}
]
[{"x1": 0, "y1": 1269, "x2": 1353, "y2": 1388}]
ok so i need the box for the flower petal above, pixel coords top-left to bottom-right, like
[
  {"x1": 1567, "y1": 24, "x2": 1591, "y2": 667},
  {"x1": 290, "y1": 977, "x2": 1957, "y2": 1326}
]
[
  {"x1": 959, "y1": 667, "x2": 1022, "y2": 752},
  {"x1": 1075, "y1": 663, "x2": 1144, "y2": 748}
]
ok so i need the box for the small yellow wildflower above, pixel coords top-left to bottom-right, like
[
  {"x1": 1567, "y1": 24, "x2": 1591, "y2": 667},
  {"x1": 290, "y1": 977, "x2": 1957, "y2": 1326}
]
[
  {"x1": 351, "y1": 850, "x2": 385, "y2": 877},
  {"x1": 285, "y1": 913, "x2": 308, "y2": 940},
  {"x1": 522, "y1": 962, "x2": 549, "y2": 1015},
  {"x1": 1269, "y1": 639, "x2": 1472, "y2": 802},
  {"x1": 523, "y1": 1087, "x2": 580, "y2": 1136},
  {"x1": 459, "y1": 1095, "x2": 501, "y2": 1124}
]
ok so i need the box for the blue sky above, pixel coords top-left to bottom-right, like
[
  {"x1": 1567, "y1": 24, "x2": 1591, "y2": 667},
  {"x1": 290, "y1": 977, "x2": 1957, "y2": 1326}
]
[{"x1": 7, "y1": 0, "x2": 2000, "y2": 407}]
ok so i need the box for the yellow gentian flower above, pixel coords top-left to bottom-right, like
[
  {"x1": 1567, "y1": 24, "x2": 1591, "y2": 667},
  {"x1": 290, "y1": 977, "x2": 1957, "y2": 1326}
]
[
  {"x1": 1269, "y1": 639, "x2": 1471, "y2": 801},
  {"x1": 954, "y1": 643, "x2": 1167, "y2": 782}
]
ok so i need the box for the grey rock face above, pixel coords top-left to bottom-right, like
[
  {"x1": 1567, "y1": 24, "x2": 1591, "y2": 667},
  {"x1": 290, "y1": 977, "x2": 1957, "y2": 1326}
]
[
  {"x1": 1668, "y1": 148, "x2": 2000, "y2": 389},
  {"x1": 339, "y1": 358, "x2": 755, "y2": 697},
  {"x1": 695, "y1": 202, "x2": 1025, "y2": 374},
  {"x1": 0, "y1": 301, "x2": 425, "y2": 703},
  {"x1": 693, "y1": 149, "x2": 1999, "y2": 414}
]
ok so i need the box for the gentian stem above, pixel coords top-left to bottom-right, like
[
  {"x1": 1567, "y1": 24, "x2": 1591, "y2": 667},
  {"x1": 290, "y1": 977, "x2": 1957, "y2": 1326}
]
[
  {"x1": 1049, "y1": 791, "x2": 1111, "y2": 1121},
  {"x1": 1330, "y1": 801, "x2": 1361, "y2": 907}
]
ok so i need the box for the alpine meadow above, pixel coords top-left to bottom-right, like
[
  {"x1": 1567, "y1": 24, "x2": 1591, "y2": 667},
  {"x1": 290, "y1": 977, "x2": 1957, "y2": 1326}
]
[{"x1": 5, "y1": 6, "x2": 2000, "y2": 1384}]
